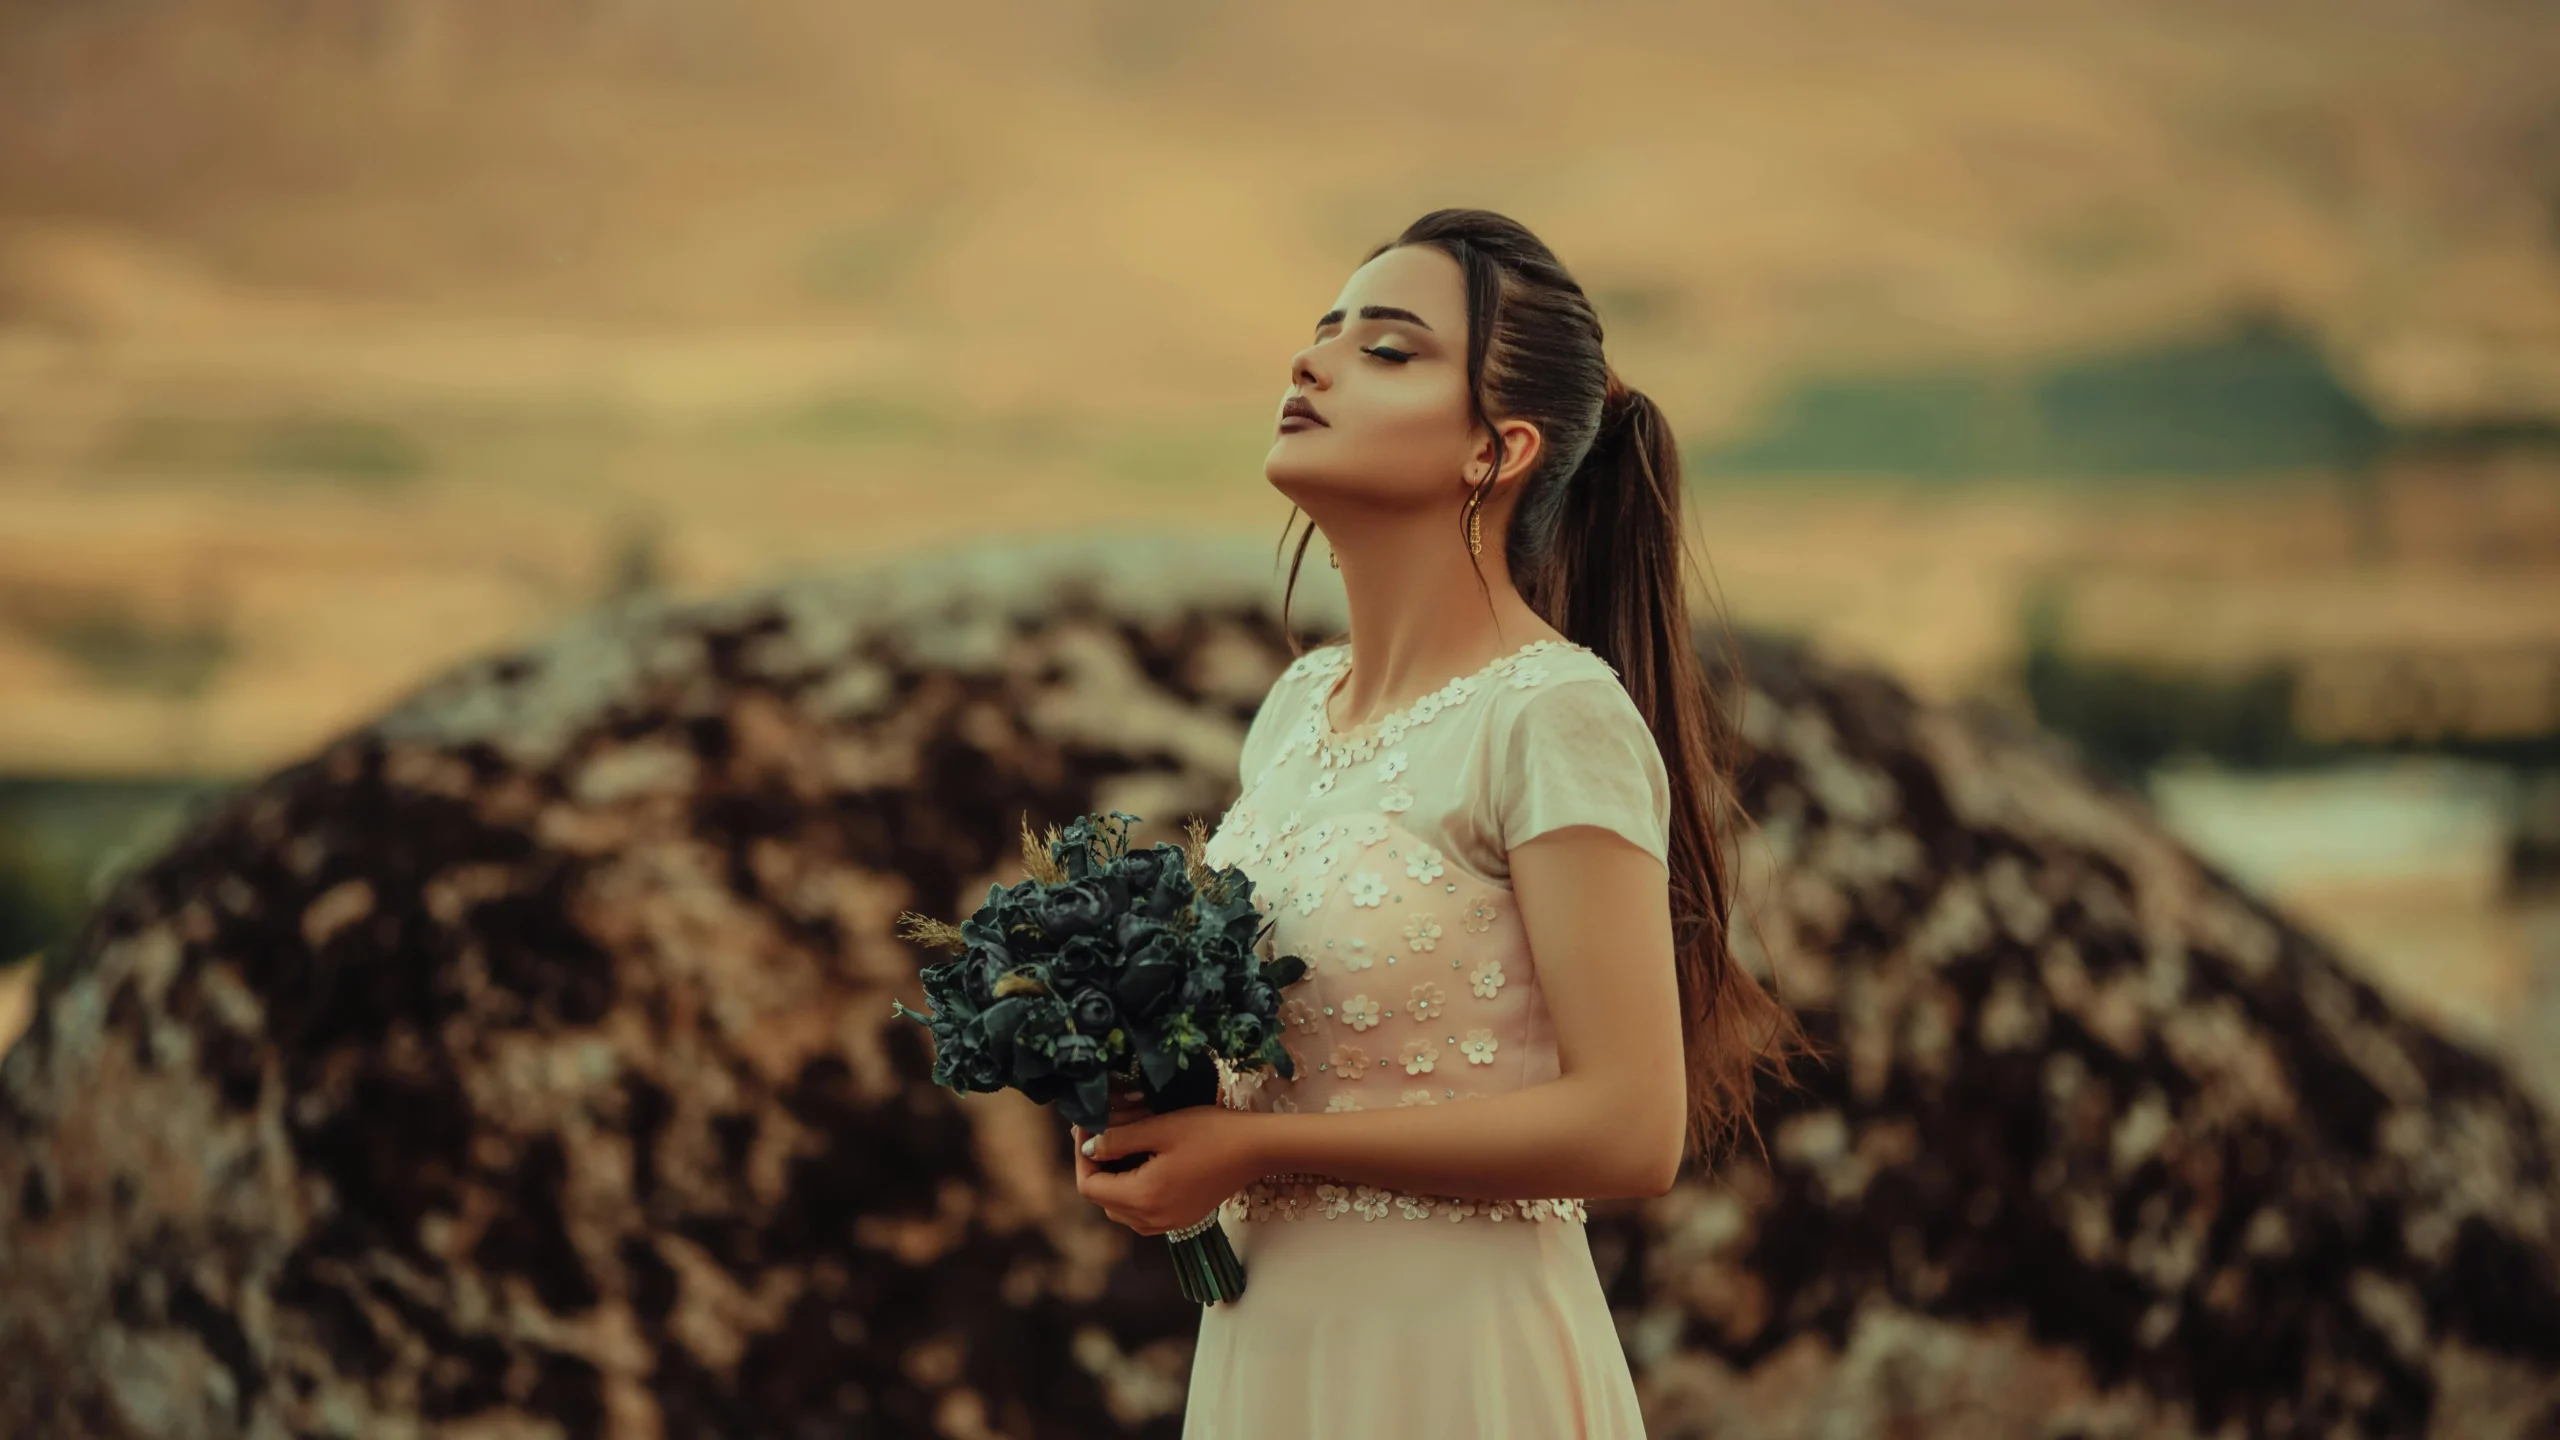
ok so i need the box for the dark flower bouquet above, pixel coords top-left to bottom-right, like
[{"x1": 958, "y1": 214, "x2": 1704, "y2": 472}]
[{"x1": 891, "y1": 810, "x2": 1308, "y2": 1304}]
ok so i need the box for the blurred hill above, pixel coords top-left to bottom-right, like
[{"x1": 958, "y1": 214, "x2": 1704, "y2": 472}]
[{"x1": 0, "y1": 0, "x2": 2557, "y2": 779}]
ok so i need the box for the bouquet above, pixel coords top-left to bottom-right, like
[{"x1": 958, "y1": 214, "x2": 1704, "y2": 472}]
[{"x1": 890, "y1": 810, "x2": 1308, "y2": 1304}]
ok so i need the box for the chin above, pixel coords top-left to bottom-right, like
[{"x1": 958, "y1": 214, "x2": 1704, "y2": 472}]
[{"x1": 1264, "y1": 445, "x2": 1356, "y2": 497}]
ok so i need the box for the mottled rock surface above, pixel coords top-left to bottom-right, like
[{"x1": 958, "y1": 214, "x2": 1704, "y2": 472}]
[{"x1": 1, "y1": 535, "x2": 2554, "y2": 1439}]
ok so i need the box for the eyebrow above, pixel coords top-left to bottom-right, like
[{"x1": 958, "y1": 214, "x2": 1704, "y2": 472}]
[{"x1": 1314, "y1": 305, "x2": 1437, "y2": 338}]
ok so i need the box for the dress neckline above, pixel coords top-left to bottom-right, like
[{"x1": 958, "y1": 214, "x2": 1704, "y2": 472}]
[{"x1": 1309, "y1": 636, "x2": 1584, "y2": 742}]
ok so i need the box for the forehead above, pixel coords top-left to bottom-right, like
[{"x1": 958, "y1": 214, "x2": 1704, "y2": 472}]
[{"x1": 1332, "y1": 245, "x2": 1465, "y2": 328}]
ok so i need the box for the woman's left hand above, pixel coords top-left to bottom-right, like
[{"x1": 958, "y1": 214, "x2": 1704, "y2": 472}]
[{"x1": 1072, "y1": 1105, "x2": 1265, "y2": 1236}]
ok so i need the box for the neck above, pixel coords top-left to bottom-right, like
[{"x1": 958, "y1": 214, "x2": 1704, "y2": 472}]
[{"x1": 1319, "y1": 510, "x2": 1560, "y2": 730}]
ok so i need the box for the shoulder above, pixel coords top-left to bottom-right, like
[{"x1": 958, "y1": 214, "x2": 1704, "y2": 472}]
[
  {"x1": 1485, "y1": 642, "x2": 1634, "y2": 720},
  {"x1": 1486, "y1": 646, "x2": 1664, "y2": 776},
  {"x1": 1488, "y1": 646, "x2": 1667, "y2": 790}
]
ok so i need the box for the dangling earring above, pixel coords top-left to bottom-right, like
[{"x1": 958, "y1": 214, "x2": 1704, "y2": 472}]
[
  {"x1": 1464, "y1": 483, "x2": 1485, "y2": 557},
  {"x1": 1327, "y1": 547, "x2": 1341, "y2": 569}
]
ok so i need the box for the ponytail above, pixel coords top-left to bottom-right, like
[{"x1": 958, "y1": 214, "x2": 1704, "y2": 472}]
[{"x1": 1539, "y1": 373, "x2": 1809, "y2": 1169}]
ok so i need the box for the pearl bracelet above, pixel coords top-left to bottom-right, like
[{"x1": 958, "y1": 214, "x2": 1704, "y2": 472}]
[{"x1": 1166, "y1": 1208, "x2": 1225, "y2": 1242}]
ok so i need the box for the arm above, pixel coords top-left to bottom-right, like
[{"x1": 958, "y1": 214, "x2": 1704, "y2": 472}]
[{"x1": 1247, "y1": 826, "x2": 1688, "y2": 1200}]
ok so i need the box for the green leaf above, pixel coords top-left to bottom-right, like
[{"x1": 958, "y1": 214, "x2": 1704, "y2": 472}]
[
  {"x1": 1135, "y1": 1030, "x2": 1181, "y2": 1091},
  {"x1": 1075, "y1": 1071, "x2": 1111, "y2": 1128}
]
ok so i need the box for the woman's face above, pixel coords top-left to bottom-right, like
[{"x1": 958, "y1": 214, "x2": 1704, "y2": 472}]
[{"x1": 1267, "y1": 244, "x2": 1535, "y2": 511}]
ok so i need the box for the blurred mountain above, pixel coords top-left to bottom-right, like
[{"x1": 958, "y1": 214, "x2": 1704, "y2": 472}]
[{"x1": 2, "y1": 0, "x2": 2556, "y2": 422}]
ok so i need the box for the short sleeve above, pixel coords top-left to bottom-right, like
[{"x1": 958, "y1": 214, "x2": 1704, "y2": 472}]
[{"x1": 1492, "y1": 676, "x2": 1673, "y2": 866}]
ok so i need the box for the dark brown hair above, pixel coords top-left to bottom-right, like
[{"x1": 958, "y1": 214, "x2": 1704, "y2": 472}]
[{"x1": 1276, "y1": 207, "x2": 1807, "y2": 1172}]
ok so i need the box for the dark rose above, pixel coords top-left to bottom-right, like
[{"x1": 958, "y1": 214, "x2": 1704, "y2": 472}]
[
  {"x1": 1197, "y1": 932, "x2": 1247, "y2": 979},
  {"x1": 976, "y1": 880, "x2": 1052, "y2": 955},
  {"x1": 1175, "y1": 964, "x2": 1222, "y2": 1017},
  {"x1": 938, "y1": 1029, "x2": 1002, "y2": 1092},
  {"x1": 1113, "y1": 845, "x2": 1171, "y2": 896},
  {"x1": 1036, "y1": 878, "x2": 1115, "y2": 944},
  {"x1": 1070, "y1": 987, "x2": 1118, "y2": 1036},
  {"x1": 1234, "y1": 979, "x2": 1277, "y2": 1018},
  {"x1": 962, "y1": 1045, "x2": 1007, "y2": 1092},
  {"x1": 1113, "y1": 932, "x2": 1188, "y2": 1019},
  {"x1": 1220, "y1": 1012, "x2": 1268, "y2": 1055},
  {"x1": 1117, "y1": 913, "x2": 1169, "y2": 954},
  {"x1": 1134, "y1": 848, "x2": 1195, "y2": 920},
  {"x1": 1050, "y1": 934, "x2": 1112, "y2": 987},
  {"x1": 961, "y1": 942, "x2": 1009, "y2": 1009}
]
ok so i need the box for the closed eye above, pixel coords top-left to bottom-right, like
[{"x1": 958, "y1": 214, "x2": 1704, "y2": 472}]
[{"x1": 1361, "y1": 345, "x2": 1414, "y2": 364}]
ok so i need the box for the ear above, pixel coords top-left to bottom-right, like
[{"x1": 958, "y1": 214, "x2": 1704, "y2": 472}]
[{"x1": 1470, "y1": 416, "x2": 1546, "y2": 490}]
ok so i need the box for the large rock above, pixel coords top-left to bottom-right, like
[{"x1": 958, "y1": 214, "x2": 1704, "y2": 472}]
[{"x1": 0, "y1": 535, "x2": 2553, "y2": 1439}]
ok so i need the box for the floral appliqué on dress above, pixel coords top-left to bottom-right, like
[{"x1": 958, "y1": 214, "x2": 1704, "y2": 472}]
[{"x1": 1214, "y1": 638, "x2": 1606, "y2": 1231}]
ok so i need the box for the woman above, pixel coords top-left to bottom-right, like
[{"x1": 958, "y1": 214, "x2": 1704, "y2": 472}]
[{"x1": 1072, "y1": 208, "x2": 1802, "y2": 1438}]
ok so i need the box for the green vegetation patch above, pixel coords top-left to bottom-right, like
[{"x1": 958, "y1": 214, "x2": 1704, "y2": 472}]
[
  {"x1": 754, "y1": 393, "x2": 954, "y2": 447},
  {"x1": 2, "y1": 592, "x2": 235, "y2": 699},
  {"x1": 101, "y1": 411, "x2": 430, "y2": 487},
  {"x1": 1698, "y1": 314, "x2": 2389, "y2": 485}
]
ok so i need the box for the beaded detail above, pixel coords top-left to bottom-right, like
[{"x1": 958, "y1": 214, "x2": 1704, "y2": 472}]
[
  {"x1": 1289, "y1": 638, "x2": 1592, "y2": 773},
  {"x1": 1223, "y1": 1174, "x2": 1590, "y2": 1225}
]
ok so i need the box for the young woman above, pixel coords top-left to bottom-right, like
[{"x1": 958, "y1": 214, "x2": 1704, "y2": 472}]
[{"x1": 1071, "y1": 208, "x2": 1801, "y2": 1437}]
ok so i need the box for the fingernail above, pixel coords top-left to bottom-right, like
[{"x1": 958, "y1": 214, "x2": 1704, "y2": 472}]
[{"x1": 1080, "y1": 1136, "x2": 1098, "y2": 1158}]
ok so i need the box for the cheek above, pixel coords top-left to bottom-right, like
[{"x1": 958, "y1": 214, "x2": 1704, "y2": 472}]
[
  {"x1": 1369, "y1": 391, "x2": 1465, "y2": 445},
  {"x1": 1367, "y1": 401, "x2": 1474, "y2": 485}
]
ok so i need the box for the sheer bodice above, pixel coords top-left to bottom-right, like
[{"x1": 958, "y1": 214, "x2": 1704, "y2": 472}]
[{"x1": 1199, "y1": 637, "x2": 1672, "y2": 1224}]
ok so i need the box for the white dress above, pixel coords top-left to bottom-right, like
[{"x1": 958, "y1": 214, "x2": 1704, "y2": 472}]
[{"x1": 1183, "y1": 637, "x2": 1674, "y2": 1438}]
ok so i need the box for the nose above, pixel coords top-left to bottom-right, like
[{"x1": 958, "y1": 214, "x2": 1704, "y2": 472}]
[{"x1": 1290, "y1": 341, "x2": 1327, "y2": 391}]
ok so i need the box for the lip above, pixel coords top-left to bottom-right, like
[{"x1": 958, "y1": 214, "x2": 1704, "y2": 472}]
[{"x1": 1279, "y1": 395, "x2": 1328, "y2": 430}]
